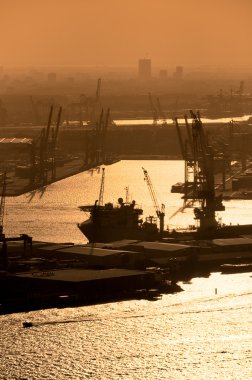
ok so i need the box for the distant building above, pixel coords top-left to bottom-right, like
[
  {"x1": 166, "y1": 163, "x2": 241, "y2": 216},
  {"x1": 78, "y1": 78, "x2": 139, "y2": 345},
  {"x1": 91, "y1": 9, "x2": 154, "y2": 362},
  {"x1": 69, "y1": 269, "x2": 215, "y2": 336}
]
[
  {"x1": 66, "y1": 76, "x2": 74, "y2": 84},
  {"x1": 173, "y1": 66, "x2": 183, "y2": 80},
  {"x1": 159, "y1": 70, "x2": 168, "y2": 80},
  {"x1": 47, "y1": 72, "x2": 57, "y2": 82},
  {"x1": 138, "y1": 59, "x2": 151, "y2": 80}
]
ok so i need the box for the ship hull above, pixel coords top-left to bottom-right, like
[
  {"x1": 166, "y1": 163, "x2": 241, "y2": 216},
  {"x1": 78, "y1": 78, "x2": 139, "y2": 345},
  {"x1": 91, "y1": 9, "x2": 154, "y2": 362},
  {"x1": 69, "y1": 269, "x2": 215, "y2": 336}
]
[{"x1": 78, "y1": 219, "x2": 158, "y2": 243}]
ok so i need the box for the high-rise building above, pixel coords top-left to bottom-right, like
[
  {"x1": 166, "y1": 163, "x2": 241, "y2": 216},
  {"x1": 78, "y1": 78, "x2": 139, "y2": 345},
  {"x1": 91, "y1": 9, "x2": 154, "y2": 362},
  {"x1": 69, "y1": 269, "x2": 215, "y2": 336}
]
[
  {"x1": 138, "y1": 59, "x2": 151, "y2": 80},
  {"x1": 47, "y1": 72, "x2": 57, "y2": 82},
  {"x1": 173, "y1": 66, "x2": 183, "y2": 80}
]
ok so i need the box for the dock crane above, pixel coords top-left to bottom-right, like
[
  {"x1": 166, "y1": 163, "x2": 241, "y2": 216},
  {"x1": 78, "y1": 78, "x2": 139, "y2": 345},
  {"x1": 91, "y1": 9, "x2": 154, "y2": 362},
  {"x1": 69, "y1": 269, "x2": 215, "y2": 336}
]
[
  {"x1": 101, "y1": 108, "x2": 110, "y2": 163},
  {"x1": 30, "y1": 96, "x2": 40, "y2": 125},
  {"x1": 142, "y1": 167, "x2": 165, "y2": 236},
  {"x1": 156, "y1": 97, "x2": 167, "y2": 126},
  {"x1": 51, "y1": 106, "x2": 62, "y2": 181},
  {"x1": 98, "y1": 167, "x2": 105, "y2": 206},
  {"x1": 0, "y1": 172, "x2": 7, "y2": 236},
  {"x1": 184, "y1": 111, "x2": 225, "y2": 234},
  {"x1": 90, "y1": 78, "x2": 102, "y2": 126},
  {"x1": 148, "y1": 93, "x2": 159, "y2": 126},
  {"x1": 30, "y1": 105, "x2": 62, "y2": 185}
]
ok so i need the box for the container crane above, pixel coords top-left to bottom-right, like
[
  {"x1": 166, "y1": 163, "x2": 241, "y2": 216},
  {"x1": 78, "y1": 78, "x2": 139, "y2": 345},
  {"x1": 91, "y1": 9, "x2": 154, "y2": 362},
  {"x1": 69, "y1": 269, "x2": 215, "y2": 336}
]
[
  {"x1": 30, "y1": 96, "x2": 40, "y2": 125},
  {"x1": 156, "y1": 97, "x2": 167, "y2": 126},
  {"x1": 101, "y1": 108, "x2": 110, "y2": 163},
  {"x1": 185, "y1": 111, "x2": 225, "y2": 234},
  {"x1": 174, "y1": 117, "x2": 186, "y2": 159},
  {"x1": 0, "y1": 172, "x2": 7, "y2": 236},
  {"x1": 148, "y1": 93, "x2": 159, "y2": 126},
  {"x1": 142, "y1": 167, "x2": 165, "y2": 236},
  {"x1": 94, "y1": 109, "x2": 104, "y2": 164},
  {"x1": 90, "y1": 78, "x2": 102, "y2": 126},
  {"x1": 98, "y1": 167, "x2": 105, "y2": 206},
  {"x1": 51, "y1": 106, "x2": 62, "y2": 180}
]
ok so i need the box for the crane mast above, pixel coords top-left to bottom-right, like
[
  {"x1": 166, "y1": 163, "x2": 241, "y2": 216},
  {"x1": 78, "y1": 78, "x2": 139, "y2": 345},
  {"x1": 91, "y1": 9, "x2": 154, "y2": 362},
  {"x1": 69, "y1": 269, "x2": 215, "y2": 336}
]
[
  {"x1": 0, "y1": 172, "x2": 7, "y2": 235},
  {"x1": 98, "y1": 167, "x2": 105, "y2": 206},
  {"x1": 142, "y1": 167, "x2": 165, "y2": 235},
  {"x1": 186, "y1": 111, "x2": 225, "y2": 234},
  {"x1": 148, "y1": 93, "x2": 159, "y2": 126},
  {"x1": 156, "y1": 97, "x2": 167, "y2": 126}
]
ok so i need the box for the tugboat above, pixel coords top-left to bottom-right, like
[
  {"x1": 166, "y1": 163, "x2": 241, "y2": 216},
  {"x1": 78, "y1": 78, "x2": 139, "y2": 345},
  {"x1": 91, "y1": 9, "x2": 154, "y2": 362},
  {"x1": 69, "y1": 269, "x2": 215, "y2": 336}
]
[{"x1": 23, "y1": 322, "x2": 33, "y2": 328}]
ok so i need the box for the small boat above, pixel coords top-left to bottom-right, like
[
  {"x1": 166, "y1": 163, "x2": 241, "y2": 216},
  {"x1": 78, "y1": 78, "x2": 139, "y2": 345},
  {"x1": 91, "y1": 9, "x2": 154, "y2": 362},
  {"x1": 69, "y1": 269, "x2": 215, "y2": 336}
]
[
  {"x1": 23, "y1": 321, "x2": 33, "y2": 328},
  {"x1": 221, "y1": 263, "x2": 252, "y2": 274}
]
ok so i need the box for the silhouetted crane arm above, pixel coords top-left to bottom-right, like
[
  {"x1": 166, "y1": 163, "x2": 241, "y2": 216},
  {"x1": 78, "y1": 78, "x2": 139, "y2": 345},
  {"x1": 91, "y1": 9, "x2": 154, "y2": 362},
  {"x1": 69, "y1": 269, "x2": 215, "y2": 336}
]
[
  {"x1": 142, "y1": 167, "x2": 164, "y2": 216},
  {"x1": 142, "y1": 167, "x2": 165, "y2": 234}
]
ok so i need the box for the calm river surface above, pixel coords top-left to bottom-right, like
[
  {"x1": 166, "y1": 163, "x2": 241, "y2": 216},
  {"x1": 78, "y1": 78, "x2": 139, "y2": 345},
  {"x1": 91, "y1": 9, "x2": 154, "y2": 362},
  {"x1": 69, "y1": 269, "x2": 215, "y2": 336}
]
[{"x1": 1, "y1": 160, "x2": 252, "y2": 379}]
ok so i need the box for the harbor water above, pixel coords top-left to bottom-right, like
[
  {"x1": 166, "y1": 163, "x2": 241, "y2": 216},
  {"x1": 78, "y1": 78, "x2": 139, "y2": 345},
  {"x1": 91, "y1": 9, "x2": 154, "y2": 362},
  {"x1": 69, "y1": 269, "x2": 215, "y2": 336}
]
[
  {"x1": 1, "y1": 160, "x2": 252, "y2": 379},
  {"x1": 4, "y1": 160, "x2": 252, "y2": 243}
]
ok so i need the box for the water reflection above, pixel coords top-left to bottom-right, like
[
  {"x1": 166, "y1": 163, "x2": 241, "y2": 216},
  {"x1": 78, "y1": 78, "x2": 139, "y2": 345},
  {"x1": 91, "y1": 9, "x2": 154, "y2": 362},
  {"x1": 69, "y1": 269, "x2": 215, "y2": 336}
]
[
  {"x1": 26, "y1": 185, "x2": 48, "y2": 202},
  {"x1": 115, "y1": 114, "x2": 252, "y2": 126}
]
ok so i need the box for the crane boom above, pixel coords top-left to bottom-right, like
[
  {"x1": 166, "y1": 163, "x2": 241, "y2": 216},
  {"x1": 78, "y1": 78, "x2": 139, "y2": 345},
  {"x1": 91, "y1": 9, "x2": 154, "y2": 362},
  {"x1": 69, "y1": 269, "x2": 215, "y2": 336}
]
[{"x1": 142, "y1": 167, "x2": 165, "y2": 235}]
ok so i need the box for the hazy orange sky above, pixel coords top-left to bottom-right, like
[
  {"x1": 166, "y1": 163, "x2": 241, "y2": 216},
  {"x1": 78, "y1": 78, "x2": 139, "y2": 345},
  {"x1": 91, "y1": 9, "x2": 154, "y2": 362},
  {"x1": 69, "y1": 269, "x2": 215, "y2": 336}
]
[{"x1": 0, "y1": 0, "x2": 252, "y2": 68}]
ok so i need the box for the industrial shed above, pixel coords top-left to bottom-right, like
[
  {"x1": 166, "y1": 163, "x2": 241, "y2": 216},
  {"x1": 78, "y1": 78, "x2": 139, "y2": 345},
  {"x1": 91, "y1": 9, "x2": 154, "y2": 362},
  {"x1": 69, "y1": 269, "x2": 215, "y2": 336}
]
[
  {"x1": 7, "y1": 268, "x2": 157, "y2": 307},
  {"x1": 212, "y1": 237, "x2": 252, "y2": 252},
  {"x1": 39, "y1": 244, "x2": 142, "y2": 268},
  {"x1": 129, "y1": 241, "x2": 193, "y2": 258}
]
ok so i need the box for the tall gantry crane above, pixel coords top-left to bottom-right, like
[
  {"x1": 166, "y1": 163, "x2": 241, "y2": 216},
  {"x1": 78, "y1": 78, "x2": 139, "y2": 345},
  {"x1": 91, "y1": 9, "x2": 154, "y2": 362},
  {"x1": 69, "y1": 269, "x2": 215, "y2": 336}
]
[
  {"x1": 90, "y1": 78, "x2": 102, "y2": 126},
  {"x1": 101, "y1": 108, "x2": 110, "y2": 163},
  {"x1": 156, "y1": 97, "x2": 167, "y2": 126},
  {"x1": 0, "y1": 172, "x2": 7, "y2": 236},
  {"x1": 148, "y1": 93, "x2": 159, "y2": 126},
  {"x1": 51, "y1": 106, "x2": 62, "y2": 180},
  {"x1": 98, "y1": 167, "x2": 105, "y2": 206},
  {"x1": 142, "y1": 167, "x2": 165, "y2": 236},
  {"x1": 175, "y1": 111, "x2": 225, "y2": 234},
  {"x1": 30, "y1": 105, "x2": 62, "y2": 185},
  {"x1": 30, "y1": 96, "x2": 40, "y2": 125}
]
